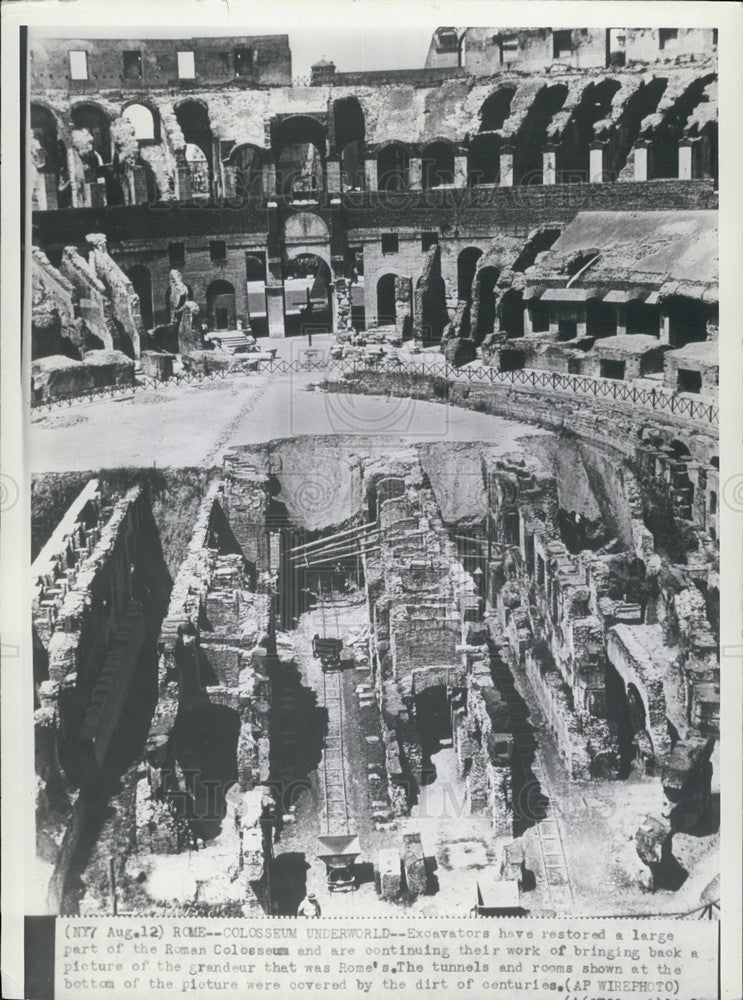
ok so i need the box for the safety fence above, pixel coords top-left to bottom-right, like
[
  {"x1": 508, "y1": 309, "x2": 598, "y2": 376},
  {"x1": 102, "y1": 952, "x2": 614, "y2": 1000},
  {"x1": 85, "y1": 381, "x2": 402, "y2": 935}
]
[{"x1": 30, "y1": 356, "x2": 719, "y2": 426}]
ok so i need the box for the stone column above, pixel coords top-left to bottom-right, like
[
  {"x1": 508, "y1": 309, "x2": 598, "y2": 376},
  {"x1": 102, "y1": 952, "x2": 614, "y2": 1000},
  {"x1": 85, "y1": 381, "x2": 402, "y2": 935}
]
[
  {"x1": 576, "y1": 304, "x2": 587, "y2": 338},
  {"x1": 176, "y1": 161, "x2": 192, "y2": 202},
  {"x1": 616, "y1": 305, "x2": 627, "y2": 336},
  {"x1": 659, "y1": 311, "x2": 671, "y2": 345},
  {"x1": 326, "y1": 155, "x2": 342, "y2": 194},
  {"x1": 262, "y1": 158, "x2": 277, "y2": 199},
  {"x1": 333, "y1": 276, "x2": 354, "y2": 339},
  {"x1": 633, "y1": 141, "x2": 650, "y2": 182},
  {"x1": 454, "y1": 154, "x2": 468, "y2": 188},
  {"x1": 68, "y1": 148, "x2": 80, "y2": 207},
  {"x1": 131, "y1": 165, "x2": 149, "y2": 205},
  {"x1": 89, "y1": 178, "x2": 107, "y2": 207},
  {"x1": 542, "y1": 146, "x2": 557, "y2": 185},
  {"x1": 678, "y1": 139, "x2": 694, "y2": 180},
  {"x1": 499, "y1": 146, "x2": 514, "y2": 187},
  {"x1": 265, "y1": 285, "x2": 285, "y2": 338},
  {"x1": 364, "y1": 157, "x2": 378, "y2": 191},
  {"x1": 34, "y1": 172, "x2": 48, "y2": 210},
  {"x1": 589, "y1": 141, "x2": 605, "y2": 183},
  {"x1": 394, "y1": 276, "x2": 413, "y2": 341},
  {"x1": 408, "y1": 157, "x2": 422, "y2": 190},
  {"x1": 222, "y1": 165, "x2": 237, "y2": 201}
]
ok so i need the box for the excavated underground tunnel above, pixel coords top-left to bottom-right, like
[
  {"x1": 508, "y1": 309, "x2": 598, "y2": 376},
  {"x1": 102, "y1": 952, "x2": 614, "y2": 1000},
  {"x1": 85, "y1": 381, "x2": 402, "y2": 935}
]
[{"x1": 31, "y1": 428, "x2": 719, "y2": 916}]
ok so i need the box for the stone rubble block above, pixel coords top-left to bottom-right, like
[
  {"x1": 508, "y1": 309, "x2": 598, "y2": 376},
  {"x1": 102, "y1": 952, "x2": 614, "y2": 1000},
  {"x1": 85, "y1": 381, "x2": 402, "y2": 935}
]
[
  {"x1": 402, "y1": 831, "x2": 427, "y2": 896},
  {"x1": 378, "y1": 848, "x2": 402, "y2": 899}
]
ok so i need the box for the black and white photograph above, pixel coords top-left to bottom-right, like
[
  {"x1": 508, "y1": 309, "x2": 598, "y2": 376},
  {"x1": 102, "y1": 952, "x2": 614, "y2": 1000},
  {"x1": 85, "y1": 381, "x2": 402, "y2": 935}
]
[{"x1": 2, "y1": 4, "x2": 740, "y2": 998}]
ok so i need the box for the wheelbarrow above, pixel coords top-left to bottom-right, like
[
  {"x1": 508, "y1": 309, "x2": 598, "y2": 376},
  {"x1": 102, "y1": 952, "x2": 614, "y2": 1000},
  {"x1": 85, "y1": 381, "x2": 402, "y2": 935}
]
[{"x1": 316, "y1": 834, "x2": 361, "y2": 892}]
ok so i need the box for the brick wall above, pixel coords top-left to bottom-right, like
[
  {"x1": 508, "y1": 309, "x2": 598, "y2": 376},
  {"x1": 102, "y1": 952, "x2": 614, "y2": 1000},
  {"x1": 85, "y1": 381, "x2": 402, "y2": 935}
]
[{"x1": 30, "y1": 36, "x2": 291, "y2": 92}]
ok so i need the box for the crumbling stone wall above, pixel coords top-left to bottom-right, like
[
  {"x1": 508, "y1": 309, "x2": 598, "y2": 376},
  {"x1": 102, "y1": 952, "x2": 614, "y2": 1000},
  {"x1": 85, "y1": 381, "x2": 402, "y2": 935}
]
[
  {"x1": 414, "y1": 245, "x2": 449, "y2": 342},
  {"x1": 85, "y1": 233, "x2": 145, "y2": 357},
  {"x1": 364, "y1": 456, "x2": 511, "y2": 829},
  {"x1": 32, "y1": 483, "x2": 170, "y2": 909},
  {"x1": 31, "y1": 247, "x2": 81, "y2": 358},
  {"x1": 31, "y1": 351, "x2": 134, "y2": 403},
  {"x1": 140, "y1": 480, "x2": 274, "y2": 904},
  {"x1": 394, "y1": 276, "x2": 413, "y2": 341},
  {"x1": 59, "y1": 246, "x2": 119, "y2": 351}
]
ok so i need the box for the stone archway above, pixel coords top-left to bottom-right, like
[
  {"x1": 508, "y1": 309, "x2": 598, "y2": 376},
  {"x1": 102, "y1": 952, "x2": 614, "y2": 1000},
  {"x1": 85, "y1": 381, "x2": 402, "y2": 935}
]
[
  {"x1": 284, "y1": 252, "x2": 332, "y2": 336},
  {"x1": 206, "y1": 279, "x2": 236, "y2": 330},
  {"x1": 376, "y1": 273, "x2": 398, "y2": 326}
]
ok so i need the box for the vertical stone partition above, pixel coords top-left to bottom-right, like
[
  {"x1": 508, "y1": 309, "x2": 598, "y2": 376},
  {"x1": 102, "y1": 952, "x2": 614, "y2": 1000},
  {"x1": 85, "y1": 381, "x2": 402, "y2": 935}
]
[
  {"x1": 85, "y1": 233, "x2": 145, "y2": 357},
  {"x1": 138, "y1": 477, "x2": 275, "y2": 910}
]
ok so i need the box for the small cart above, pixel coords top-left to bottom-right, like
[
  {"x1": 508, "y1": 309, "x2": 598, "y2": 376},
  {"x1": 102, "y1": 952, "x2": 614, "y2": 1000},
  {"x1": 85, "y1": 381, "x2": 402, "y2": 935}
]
[
  {"x1": 316, "y1": 835, "x2": 361, "y2": 892},
  {"x1": 312, "y1": 635, "x2": 344, "y2": 671}
]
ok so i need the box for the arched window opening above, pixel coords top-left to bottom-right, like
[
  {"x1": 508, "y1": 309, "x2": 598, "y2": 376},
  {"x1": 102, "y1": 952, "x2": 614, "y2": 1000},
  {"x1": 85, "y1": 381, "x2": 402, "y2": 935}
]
[
  {"x1": 499, "y1": 289, "x2": 524, "y2": 338},
  {"x1": 377, "y1": 143, "x2": 409, "y2": 192},
  {"x1": 473, "y1": 266, "x2": 499, "y2": 343},
  {"x1": 467, "y1": 133, "x2": 500, "y2": 186},
  {"x1": 185, "y1": 143, "x2": 210, "y2": 196},
  {"x1": 558, "y1": 79, "x2": 621, "y2": 183},
  {"x1": 514, "y1": 83, "x2": 568, "y2": 185},
  {"x1": 479, "y1": 87, "x2": 516, "y2": 132},
  {"x1": 122, "y1": 103, "x2": 160, "y2": 143},
  {"x1": 230, "y1": 144, "x2": 263, "y2": 201},
  {"x1": 176, "y1": 100, "x2": 213, "y2": 196},
  {"x1": 457, "y1": 247, "x2": 483, "y2": 301},
  {"x1": 284, "y1": 254, "x2": 332, "y2": 336},
  {"x1": 71, "y1": 103, "x2": 112, "y2": 163},
  {"x1": 647, "y1": 74, "x2": 716, "y2": 180},
  {"x1": 206, "y1": 279, "x2": 236, "y2": 331},
  {"x1": 421, "y1": 141, "x2": 454, "y2": 189},
  {"x1": 605, "y1": 78, "x2": 666, "y2": 177},
  {"x1": 333, "y1": 97, "x2": 365, "y2": 190},
  {"x1": 31, "y1": 104, "x2": 70, "y2": 208},
  {"x1": 376, "y1": 273, "x2": 398, "y2": 326},
  {"x1": 273, "y1": 115, "x2": 327, "y2": 201}
]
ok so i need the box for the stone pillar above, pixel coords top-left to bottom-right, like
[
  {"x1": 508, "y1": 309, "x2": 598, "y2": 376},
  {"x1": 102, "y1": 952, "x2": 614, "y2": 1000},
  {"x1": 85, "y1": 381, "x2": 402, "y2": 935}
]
[
  {"x1": 589, "y1": 142, "x2": 605, "y2": 183},
  {"x1": 409, "y1": 157, "x2": 422, "y2": 190},
  {"x1": 67, "y1": 148, "x2": 79, "y2": 207},
  {"x1": 265, "y1": 284, "x2": 286, "y2": 338},
  {"x1": 454, "y1": 154, "x2": 468, "y2": 188},
  {"x1": 326, "y1": 156, "x2": 342, "y2": 194},
  {"x1": 659, "y1": 311, "x2": 671, "y2": 345},
  {"x1": 616, "y1": 305, "x2": 627, "y2": 336},
  {"x1": 333, "y1": 276, "x2": 354, "y2": 339},
  {"x1": 262, "y1": 158, "x2": 277, "y2": 199},
  {"x1": 131, "y1": 166, "x2": 149, "y2": 205},
  {"x1": 89, "y1": 178, "x2": 107, "y2": 208},
  {"x1": 499, "y1": 146, "x2": 514, "y2": 187},
  {"x1": 542, "y1": 147, "x2": 557, "y2": 185},
  {"x1": 678, "y1": 139, "x2": 694, "y2": 180},
  {"x1": 34, "y1": 172, "x2": 47, "y2": 210},
  {"x1": 576, "y1": 304, "x2": 587, "y2": 338},
  {"x1": 176, "y1": 161, "x2": 192, "y2": 202},
  {"x1": 222, "y1": 165, "x2": 237, "y2": 201},
  {"x1": 394, "y1": 276, "x2": 413, "y2": 341},
  {"x1": 633, "y1": 141, "x2": 650, "y2": 182},
  {"x1": 364, "y1": 157, "x2": 378, "y2": 191}
]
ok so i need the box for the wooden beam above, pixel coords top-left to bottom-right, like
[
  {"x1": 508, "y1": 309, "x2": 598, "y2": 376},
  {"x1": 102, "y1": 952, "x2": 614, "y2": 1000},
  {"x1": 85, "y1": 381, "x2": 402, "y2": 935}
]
[
  {"x1": 287, "y1": 521, "x2": 377, "y2": 555},
  {"x1": 299, "y1": 544, "x2": 380, "y2": 568},
  {"x1": 290, "y1": 531, "x2": 380, "y2": 564}
]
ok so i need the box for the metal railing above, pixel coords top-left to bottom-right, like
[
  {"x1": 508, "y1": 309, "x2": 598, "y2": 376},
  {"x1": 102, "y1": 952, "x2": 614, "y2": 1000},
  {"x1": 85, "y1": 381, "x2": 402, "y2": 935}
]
[{"x1": 30, "y1": 356, "x2": 719, "y2": 426}]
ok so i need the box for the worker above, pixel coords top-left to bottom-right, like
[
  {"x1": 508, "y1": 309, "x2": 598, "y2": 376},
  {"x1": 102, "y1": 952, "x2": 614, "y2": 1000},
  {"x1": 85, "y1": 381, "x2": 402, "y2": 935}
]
[{"x1": 297, "y1": 892, "x2": 321, "y2": 917}]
